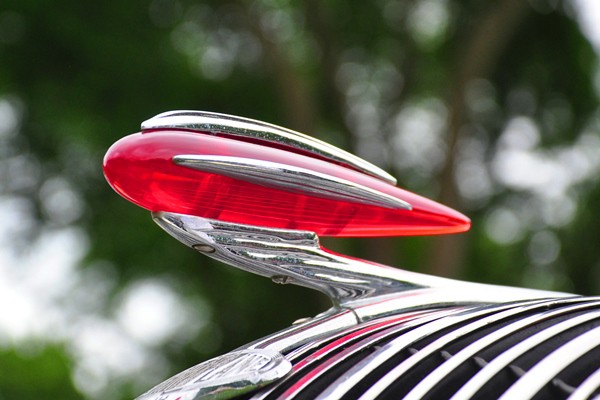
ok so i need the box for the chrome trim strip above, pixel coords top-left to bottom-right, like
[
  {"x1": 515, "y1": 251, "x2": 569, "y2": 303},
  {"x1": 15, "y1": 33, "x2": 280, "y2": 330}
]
[
  {"x1": 349, "y1": 288, "x2": 569, "y2": 322},
  {"x1": 152, "y1": 213, "x2": 570, "y2": 306},
  {"x1": 451, "y1": 303, "x2": 600, "y2": 400},
  {"x1": 142, "y1": 110, "x2": 397, "y2": 184},
  {"x1": 498, "y1": 325, "x2": 600, "y2": 400},
  {"x1": 400, "y1": 302, "x2": 600, "y2": 400},
  {"x1": 567, "y1": 367, "x2": 600, "y2": 400},
  {"x1": 245, "y1": 309, "x2": 358, "y2": 354},
  {"x1": 173, "y1": 155, "x2": 411, "y2": 210},
  {"x1": 317, "y1": 299, "x2": 583, "y2": 400}
]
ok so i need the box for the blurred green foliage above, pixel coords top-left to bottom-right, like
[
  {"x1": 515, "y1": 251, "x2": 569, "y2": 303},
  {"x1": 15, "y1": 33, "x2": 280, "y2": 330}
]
[
  {"x1": 0, "y1": 0, "x2": 599, "y2": 398},
  {"x1": 0, "y1": 345, "x2": 80, "y2": 399}
]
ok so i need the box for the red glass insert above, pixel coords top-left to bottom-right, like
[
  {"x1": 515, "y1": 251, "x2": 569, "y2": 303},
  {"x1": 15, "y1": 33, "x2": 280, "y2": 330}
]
[{"x1": 103, "y1": 130, "x2": 470, "y2": 237}]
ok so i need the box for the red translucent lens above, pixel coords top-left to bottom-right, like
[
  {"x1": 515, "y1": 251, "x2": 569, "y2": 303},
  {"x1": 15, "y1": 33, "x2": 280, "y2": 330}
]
[{"x1": 103, "y1": 130, "x2": 470, "y2": 237}]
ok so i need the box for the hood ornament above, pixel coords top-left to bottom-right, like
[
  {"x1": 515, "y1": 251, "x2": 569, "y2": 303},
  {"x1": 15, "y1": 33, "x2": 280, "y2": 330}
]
[{"x1": 104, "y1": 110, "x2": 568, "y2": 309}]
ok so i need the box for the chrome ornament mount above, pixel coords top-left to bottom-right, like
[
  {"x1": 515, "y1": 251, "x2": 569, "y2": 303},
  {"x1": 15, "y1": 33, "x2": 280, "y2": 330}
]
[
  {"x1": 152, "y1": 212, "x2": 568, "y2": 310},
  {"x1": 152, "y1": 211, "x2": 424, "y2": 304}
]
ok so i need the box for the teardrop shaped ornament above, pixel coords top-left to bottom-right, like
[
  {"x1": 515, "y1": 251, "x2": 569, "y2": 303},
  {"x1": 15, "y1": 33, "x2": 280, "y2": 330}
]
[{"x1": 103, "y1": 112, "x2": 470, "y2": 237}]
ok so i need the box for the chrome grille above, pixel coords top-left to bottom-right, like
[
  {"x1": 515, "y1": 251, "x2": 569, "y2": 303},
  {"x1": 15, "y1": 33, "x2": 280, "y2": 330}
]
[
  {"x1": 246, "y1": 297, "x2": 600, "y2": 400},
  {"x1": 249, "y1": 308, "x2": 466, "y2": 400}
]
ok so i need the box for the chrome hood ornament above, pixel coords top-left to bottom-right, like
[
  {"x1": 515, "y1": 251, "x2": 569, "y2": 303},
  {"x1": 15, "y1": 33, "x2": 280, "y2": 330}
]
[
  {"x1": 104, "y1": 111, "x2": 470, "y2": 237},
  {"x1": 104, "y1": 110, "x2": 567, "y2": 308},
  {"x1": 104, "y1": 110, "x2": 573, "y2": 400}
]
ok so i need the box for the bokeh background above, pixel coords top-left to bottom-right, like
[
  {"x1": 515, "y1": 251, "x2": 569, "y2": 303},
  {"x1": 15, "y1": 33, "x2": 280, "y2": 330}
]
[{"x1": 1, "y1": 0, "x2": 600, "y2": 398}]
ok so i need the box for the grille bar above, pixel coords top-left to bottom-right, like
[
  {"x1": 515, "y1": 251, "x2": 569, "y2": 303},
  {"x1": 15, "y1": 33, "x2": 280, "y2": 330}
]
[
  {"x1": 498, "y1": 325, "x2": 600, "y2": 400},
  {"x1": 399, "y1": 302, "x2": 600, "y2": 400},
  {"x1": 275, "y1": 310, "x2": 464, "y2": 399},
  {"x1": 251, "y1": 309, "x2": 465, "y2": 400},
  {"x1": 248, "y1": 312, "x2": 430, "y2": 400},
  {"x1": 244, "y1": 297, "x2": 600, "y2": 400},
  {"x1": 314, "y1": 299, "x2": 553, "y2": 399},
  {"x1": 449, "y1": 307, "x2": 600, "y2": 400},
  {"x1": 356, "y1": 299, "x2": 592, "y2": 400}
]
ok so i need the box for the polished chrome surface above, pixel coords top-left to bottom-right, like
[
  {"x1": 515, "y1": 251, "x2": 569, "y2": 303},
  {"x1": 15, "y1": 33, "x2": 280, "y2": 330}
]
[
  {"x1": 450, "y1": 305, "x2": 600, "y2": 400},
  {"x1": 142, "y1": 110, "x2": 397, "y2": 184},
  {"x1": 316, "y1": 298, "x2": 577, "y2": 399},
  {"x1": 402, "y1": 302, "x2": 600, "y2": 400},
  {"x1": 152, "y1": 212, "x2": 568, "y2": 308},
  {"x1": 247, "y1": 309, "x2": 461, "y2": 398},
  {"x1": 239, "y1": 298, "x2": 599, "y2": 400},
  {"x1": 136, "y1": 349, "x2": 291, "y2": 400},
  {"x1": 267, "y1": 308, "x2": 470, "y2": 400},
  {"x1": 248, "y1": 313, "x2": 431, "y2": 400},
  {"x1": 347, "y1": 287, "x2": 566, "y2": 322},
  {"x1": 245, "y1": 308, "x2": 358, "y2": 354},
  {"x1": 152, "y1": 211, "x2": 425, "y2": 305},
  {"x1": 173, "y1": 155, "x2": 411, "y2": 210},
  {"x1": 280, "y1": 310, "x2": 440, "y2": 363},
  {"x1": 498, "y1": 324, "x2": 600, "y2": 400}
]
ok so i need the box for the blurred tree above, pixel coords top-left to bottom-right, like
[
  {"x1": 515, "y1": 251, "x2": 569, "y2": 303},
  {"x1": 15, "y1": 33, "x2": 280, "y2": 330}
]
[{"x1": 0, "y1": 0, "x2": 598, "y2": 398}]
